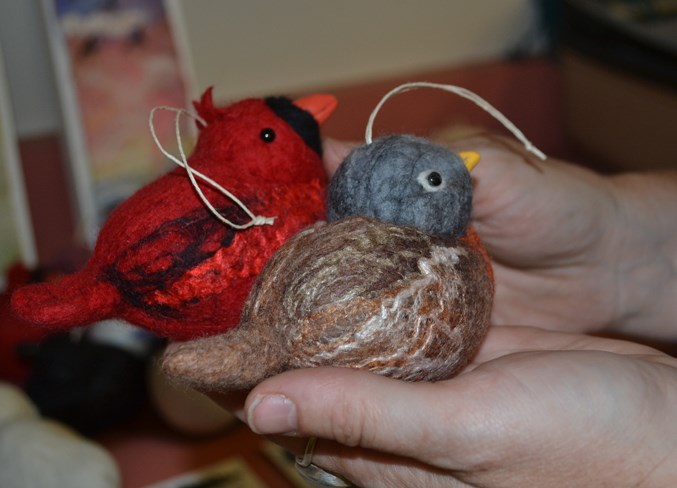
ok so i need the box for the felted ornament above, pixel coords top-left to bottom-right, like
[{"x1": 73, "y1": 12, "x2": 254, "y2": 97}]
[
  {"x1": 12, "y1": 89, "x2": 338, "y2": 341},
  {"x1": 161, "y1": 134, "x2": 493, "y2": 391},
  {"x1": 161, "y1": 82, "x2": 547, "y2": 392}
]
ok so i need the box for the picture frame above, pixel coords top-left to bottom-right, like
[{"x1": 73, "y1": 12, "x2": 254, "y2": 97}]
[
  {"x1": 42, "y1": 0, "x2": 190, "y2": 244},
  {"x1": 0, "y1": 42, "x2": 37, "y2": 286}
]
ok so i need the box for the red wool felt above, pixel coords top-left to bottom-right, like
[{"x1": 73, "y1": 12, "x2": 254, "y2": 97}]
[{"x1": 12, "y1": 90, "x2": 329, "y2": 340}]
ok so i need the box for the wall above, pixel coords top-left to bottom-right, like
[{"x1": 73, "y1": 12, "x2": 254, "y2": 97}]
[{"x1": 168, "y1": 0, "x2": 539, "y2": 102}]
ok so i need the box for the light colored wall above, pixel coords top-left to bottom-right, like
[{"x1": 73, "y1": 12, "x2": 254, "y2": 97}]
[
  {"x1": 169, "y1": 0, "x2": 538, "y2": 102},
  {"x1": 0, "y1": 0, "x2": 538, "y2": 137}
]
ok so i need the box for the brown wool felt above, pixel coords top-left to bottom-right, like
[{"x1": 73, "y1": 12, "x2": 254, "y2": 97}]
[{"x1": 162, "y1": 216, "x2": 494, "y2": 392}]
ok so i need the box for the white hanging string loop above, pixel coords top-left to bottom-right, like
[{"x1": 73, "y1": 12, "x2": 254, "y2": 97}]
[
  {"x1": 149, "y1": 106, "x2": 276, "y2": 230},
  {"x1": 365, "y1": 81, "x2": 547, "y2": 160}
]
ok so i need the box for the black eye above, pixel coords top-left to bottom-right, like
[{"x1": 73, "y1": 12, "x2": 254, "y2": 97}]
[
  {"x1": 427, "y1": 172, "x2": 442, "y2": 187},
  {"x1": 417, "y1": 170, "x2": 445, "y2": 192},
  {"x1": 260, "y1": 128, "x2": 276, "y2": 143}
]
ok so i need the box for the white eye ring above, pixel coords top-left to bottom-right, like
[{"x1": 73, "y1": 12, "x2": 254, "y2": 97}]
[{"x1": 417, "y1": 170, "x2": 445, "y2": 192}]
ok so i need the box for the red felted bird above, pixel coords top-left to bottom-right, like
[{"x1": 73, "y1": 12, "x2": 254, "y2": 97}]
[{"x1": 12, "y1": 89, "x2": 337, "y2": 340}]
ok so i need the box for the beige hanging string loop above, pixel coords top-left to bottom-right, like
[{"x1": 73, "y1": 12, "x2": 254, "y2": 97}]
[
  {"x1": 365, "y1": 81, "x2": 547, "y2": 160},
  {"x1": 149, "y1": 106, "x2": 276, "y2": 230}
]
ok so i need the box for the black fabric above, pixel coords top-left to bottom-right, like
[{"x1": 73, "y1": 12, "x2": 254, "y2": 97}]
[
  {"x1": 265, "y1": 96, "x2": 322, "y2": 156},
  {"x1": 23, "y1": 333, "x2": 154, "y2": 434}
]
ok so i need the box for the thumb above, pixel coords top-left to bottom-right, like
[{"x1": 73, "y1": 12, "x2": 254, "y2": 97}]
[{"x1": 243, "y1": 367, "x2": 479, "y2": 465}]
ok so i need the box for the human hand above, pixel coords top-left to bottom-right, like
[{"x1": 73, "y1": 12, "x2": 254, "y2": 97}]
[
  {"x1": 323, "y1": 136, "x2": 660, "y2": 336},
  {"x1": 241, "y1": 326, "x2": 677, "y2": 488}
]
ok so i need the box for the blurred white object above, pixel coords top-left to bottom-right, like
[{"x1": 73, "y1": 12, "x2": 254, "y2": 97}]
[
  {"x1": 0, "y1": 382, "x2": 38, "y2": 426},
  {"x1": 0, "y1": 382, "x2": 120, "y2": 488},
  {"x1": 148, "y1": 357, "x2": 236, "y2": 436}
]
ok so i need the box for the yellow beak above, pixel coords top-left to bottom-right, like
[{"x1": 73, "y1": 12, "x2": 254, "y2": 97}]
[{"x1": 459, "y1": 151, "x2": 480, "y2": 172}]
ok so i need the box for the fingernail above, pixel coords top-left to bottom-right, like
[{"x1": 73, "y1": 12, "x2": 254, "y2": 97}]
[{"x1": 247, "y1": 395, "x2": 298, "y2": 435}]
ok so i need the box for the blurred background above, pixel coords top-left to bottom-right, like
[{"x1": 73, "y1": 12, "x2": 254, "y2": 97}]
[{"x1": 0, "y1": 1, "x2": 675, "y2": 487}]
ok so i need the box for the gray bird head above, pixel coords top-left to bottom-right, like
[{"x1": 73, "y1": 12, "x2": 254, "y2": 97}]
[{"x1": 327, "y1": 135, "x2": 475, "y2": 238}]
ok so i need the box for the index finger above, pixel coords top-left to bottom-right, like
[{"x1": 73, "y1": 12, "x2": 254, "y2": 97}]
[{"x1": 323, "y1": 138, "x2": 358, "y2": 176}]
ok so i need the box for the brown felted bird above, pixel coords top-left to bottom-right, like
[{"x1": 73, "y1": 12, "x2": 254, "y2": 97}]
[{"x1": 162, "y1": 135, "x2": 494, "y2": 391}]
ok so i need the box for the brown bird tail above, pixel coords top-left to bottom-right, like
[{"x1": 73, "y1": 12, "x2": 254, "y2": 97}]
[
  {"x1": 160, "y1": 325, "x2": 287, "y2": 393},
  {"x1": 11, "y1": 271, "x2": 119, "y2": 331}
]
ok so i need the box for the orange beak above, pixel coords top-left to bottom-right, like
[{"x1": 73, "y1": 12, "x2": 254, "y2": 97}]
[{"x1": 293, "y1": 94, "x2": 338, "y2": 126}]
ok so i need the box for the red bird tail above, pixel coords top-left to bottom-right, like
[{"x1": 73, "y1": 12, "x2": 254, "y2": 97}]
[{"x1": 11, "y1": 271, "x2": 120, "y2": 331}]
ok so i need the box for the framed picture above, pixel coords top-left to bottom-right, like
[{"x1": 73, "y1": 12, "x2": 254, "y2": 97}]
[
  {"x1": 0, "y1": 42, "x2": 37, "y2": 287},
  {"x1": 42, "y1": 0, "x2": 190, "y2": 244}
]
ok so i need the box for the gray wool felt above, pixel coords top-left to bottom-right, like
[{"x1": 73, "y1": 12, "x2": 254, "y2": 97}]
[{"x1": 327, "y1": 135, "x2": 472, "y2": 238}]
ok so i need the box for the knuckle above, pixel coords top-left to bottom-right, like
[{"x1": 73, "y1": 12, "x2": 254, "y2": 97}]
[{"x1": 327, "y1": 394, "x2": 369, "y2": 447}]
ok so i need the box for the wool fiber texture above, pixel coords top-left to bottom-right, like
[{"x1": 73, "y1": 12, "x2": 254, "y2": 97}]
[
  {"x1": 162, "y1": 216, "x2": 493, "y2": 391},
  {"x1": 12, "y1": 90, "x2": 328, "y2": 340},
  {"x1": 328, "y1": 135, "x2": 472, "y2": 238}
]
